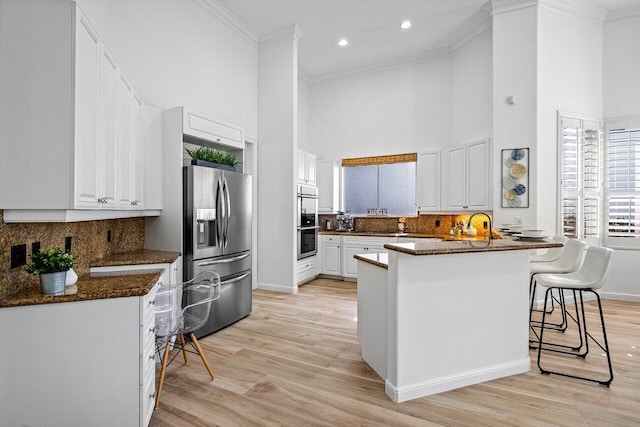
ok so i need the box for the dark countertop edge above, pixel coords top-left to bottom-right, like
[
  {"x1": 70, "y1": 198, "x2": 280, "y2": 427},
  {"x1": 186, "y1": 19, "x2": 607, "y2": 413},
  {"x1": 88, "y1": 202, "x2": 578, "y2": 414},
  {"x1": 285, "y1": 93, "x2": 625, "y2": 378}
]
[
  {"x1": 320, "y1": 231, "x2": 442, "y2": 238},
  {"x1": 354, "y1": 253, "x2": 389, "y2": 269},
  {"x1": 0, "y1": 270, "x2": 163, "y2": 309},
  {"x1": 90, "y1": 249, "x2": 182, "y2": 267},
  {"x1": 383, "y1": 240, "x2": 563, "y2": 256}
]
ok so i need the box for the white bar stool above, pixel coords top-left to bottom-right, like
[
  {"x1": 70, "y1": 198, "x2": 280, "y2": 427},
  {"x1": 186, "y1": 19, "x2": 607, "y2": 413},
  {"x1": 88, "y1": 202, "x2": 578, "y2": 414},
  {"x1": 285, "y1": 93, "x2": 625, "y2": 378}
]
[
  {"x1": 530, "y1": 235, "x2": 568, "y2": 262},
  {"x1": 528, "y1": 238, "x2": 585, "y2": 346},
  {"x1": 534, "y1": 246, "x2": 614, "y2": 386}
]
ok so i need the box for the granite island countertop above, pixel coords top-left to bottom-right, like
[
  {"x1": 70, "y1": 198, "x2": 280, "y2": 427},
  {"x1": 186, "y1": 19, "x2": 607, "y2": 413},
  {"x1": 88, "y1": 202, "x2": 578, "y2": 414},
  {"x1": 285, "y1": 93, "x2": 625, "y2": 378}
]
[
  {"x1": 384, "y1": 238, "x2": 562, "y2": 256},
  {"x1": 0, "y1": 270, "x2": 163, "y2": 308}
]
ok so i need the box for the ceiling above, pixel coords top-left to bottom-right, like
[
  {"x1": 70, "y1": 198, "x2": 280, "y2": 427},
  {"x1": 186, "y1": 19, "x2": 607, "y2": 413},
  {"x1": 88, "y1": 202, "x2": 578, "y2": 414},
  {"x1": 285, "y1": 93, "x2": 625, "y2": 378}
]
[{"x1": 215, "y1": 0, "x2": 640, "y2": 81}]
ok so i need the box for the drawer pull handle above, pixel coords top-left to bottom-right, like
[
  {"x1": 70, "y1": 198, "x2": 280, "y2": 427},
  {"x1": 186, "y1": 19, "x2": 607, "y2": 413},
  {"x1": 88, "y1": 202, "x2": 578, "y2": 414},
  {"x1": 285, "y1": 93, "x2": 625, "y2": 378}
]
[
  {"x1": 149, "y1": 392, "x2": 156, "y2": 399},
  {"x1": 148, "y1": 327, "x2": 155, "y2": 333},
  {"x1": 149, "y1": 354, "x2": 155, "y2": 360},
  {"x1": 148, "y1": 300, "x2": 155, "y2": 306}
]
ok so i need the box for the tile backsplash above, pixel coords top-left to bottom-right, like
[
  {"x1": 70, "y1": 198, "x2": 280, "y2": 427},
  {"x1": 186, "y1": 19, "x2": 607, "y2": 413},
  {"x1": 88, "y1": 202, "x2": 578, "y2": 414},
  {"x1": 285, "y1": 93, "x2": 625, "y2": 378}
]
[{"x1": 0, "y1": 210, "x2": 144, "y2": 298}]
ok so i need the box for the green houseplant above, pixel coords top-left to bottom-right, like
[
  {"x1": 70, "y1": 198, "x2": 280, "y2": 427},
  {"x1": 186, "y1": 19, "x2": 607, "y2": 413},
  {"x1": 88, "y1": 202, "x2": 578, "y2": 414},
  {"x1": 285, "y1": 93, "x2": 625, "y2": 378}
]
[
  {"x1": 26, "y1": 247, "x2": 78, "y2": 295},
  {"x1": 185, "y1": 147, "x2": 239, "y2": 171}
]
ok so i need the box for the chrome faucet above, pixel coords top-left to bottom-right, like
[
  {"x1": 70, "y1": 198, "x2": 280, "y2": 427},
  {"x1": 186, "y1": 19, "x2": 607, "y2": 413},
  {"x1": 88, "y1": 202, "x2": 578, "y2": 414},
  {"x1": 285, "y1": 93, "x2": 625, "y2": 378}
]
[{"x1": 467, "y1": 212, "x2": 493, "y2": 240}]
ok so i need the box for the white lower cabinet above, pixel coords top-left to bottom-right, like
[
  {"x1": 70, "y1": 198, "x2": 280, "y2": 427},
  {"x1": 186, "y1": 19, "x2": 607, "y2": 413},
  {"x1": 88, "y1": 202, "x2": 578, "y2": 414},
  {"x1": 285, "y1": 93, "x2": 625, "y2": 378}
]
[
  {"x1": 0, "y1": 282, "x2": 160, "y2": 427},
  {"x1": 341, "y1": 236, "x2": 394, "y2": 279},
  {"x1": 319, "y1": 235, "x2": 342, "y2": 276},
  {"x1": 297, "y1": 255, "x2": 318, "y2": 284}
]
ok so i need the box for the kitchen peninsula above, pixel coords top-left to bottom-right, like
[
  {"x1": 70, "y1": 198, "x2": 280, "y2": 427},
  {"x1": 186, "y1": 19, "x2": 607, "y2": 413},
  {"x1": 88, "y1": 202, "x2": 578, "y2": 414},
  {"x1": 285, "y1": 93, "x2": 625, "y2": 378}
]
[{"x1": 355, "y1": 238, "x2": 561, "y2": 403}]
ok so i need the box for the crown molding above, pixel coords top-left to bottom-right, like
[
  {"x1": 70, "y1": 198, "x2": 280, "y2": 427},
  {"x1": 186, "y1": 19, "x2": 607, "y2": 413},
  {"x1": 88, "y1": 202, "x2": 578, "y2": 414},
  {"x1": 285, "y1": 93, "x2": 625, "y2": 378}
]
[
  {"x1": 490, "y1": 0, "x2": 538, "y2": 15},
  {"x1": 192, "y1": 0, "x2": 258, "y2": 47},
  {"x1": 311, "y1": 47, "x2": 451, "y2": 84},
  {"x1": 539, "y1": 0, "x2": 606, "y2": 23},
  {"x1": 259, "y1": 24, "x2": 306, "y2": 45},
  {"x1": 491, "y1": 0, "x2": 606, "y2": 21},
  {"x1": 606, "y1": 4, "x2": 640, "y2": 22}
]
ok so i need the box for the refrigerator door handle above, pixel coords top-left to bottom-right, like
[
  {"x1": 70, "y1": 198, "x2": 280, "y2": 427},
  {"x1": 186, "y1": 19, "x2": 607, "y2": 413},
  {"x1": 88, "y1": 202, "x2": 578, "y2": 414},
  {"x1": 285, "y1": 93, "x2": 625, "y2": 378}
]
[
  {"x1": 196, "y1": 252, "x2": 250, "y2": 266},
  {"x1": 223, "y1": 176, "x2": 231, "y2": 247},
  {"x1": 220, "y1": 271, "x2": 250, "y2": 286},
  {"x1": 216, "y1": 177, "x2": 224, "y2": 245}
]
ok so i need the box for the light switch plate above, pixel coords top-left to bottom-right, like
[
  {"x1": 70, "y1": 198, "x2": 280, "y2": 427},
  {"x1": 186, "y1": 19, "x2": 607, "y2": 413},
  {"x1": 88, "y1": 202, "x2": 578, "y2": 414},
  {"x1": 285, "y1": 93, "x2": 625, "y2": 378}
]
[{"x1": 514, "y1": 216, "x2": 523, "y2": 225}]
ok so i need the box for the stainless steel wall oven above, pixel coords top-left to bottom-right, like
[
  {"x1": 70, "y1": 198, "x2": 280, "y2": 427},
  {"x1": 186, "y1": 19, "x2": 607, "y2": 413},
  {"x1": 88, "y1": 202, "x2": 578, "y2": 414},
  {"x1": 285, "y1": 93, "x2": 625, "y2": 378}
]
[{"x1": 297, "y1": 184, "x2": 318, "y2": 259}]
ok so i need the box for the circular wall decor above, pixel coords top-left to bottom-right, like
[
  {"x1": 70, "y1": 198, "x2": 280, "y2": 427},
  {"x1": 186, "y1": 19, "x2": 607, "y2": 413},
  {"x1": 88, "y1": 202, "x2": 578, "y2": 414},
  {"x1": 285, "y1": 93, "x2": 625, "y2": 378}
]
[
  {"x1": 514, "y1": 184, "x2": 526, "y2": 195},
  {"x1": 511, "y1": 149, "x2": 525, "y2": 160},
  {"x1": 509, "y1": 163, "x2": 527, "y2": 179}
]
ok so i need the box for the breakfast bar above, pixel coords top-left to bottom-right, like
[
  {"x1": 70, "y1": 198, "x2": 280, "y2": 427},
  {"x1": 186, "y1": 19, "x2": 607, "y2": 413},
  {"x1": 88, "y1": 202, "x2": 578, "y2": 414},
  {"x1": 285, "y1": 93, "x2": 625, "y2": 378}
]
[{"x1": 355, "y1": 238, "x2": 562, "y2": 403}]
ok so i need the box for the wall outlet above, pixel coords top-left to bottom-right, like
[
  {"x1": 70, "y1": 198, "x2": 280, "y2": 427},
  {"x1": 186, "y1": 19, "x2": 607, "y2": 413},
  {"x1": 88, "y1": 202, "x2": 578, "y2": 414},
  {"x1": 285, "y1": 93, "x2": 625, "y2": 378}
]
[
  {"x1": 11, "y1": 244, "x2": 27, "y2": 269},
  {"x1": 32, "y1": 241, "x2": 41, "y2": 254},
  {"x1": 107, "y1": 230, "x2": 112, "y2": 243},
  {"x1": 514, "y1": 216, "x2": 523, "y2": 226},
  {"x1": 435, "y1": 219, "x2": 440, "y2": 227},
  {"x1": 65, "y1": 236, "x2": 72, "y2": 253}
]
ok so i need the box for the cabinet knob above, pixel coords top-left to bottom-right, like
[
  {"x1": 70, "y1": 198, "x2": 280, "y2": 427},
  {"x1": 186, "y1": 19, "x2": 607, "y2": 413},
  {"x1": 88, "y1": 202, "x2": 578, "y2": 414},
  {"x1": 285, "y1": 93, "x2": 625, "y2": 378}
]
[
  {"x1": 148, "y1": 300, "x2": 155, "y2": 306},
  {"x1": 149, "y1": 392, "x2": 156, "y2": 399},
  {"x1": 149, "y1": 354, "x2": 155, "y2": 360},
  {"x1": 148, "y1": 327, "x2": 155, "y2": 333}
]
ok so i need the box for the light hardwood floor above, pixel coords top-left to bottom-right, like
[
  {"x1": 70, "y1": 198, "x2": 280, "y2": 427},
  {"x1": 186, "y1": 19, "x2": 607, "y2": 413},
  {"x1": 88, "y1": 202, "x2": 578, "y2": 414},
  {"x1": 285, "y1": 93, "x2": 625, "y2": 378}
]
[{"x1": 151, "y1": 278, "x2": 640, "y2": 426}]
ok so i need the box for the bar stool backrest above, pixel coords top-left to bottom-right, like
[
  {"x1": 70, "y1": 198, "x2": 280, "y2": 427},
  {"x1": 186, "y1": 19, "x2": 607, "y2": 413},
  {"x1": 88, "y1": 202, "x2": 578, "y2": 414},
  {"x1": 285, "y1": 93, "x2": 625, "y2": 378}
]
[
  {"x1": 578, "y1": 246, "x2": 614, "y2": 291},
  {"x1": 556, "y1": 238, "x2": 586, "y2": 271}
]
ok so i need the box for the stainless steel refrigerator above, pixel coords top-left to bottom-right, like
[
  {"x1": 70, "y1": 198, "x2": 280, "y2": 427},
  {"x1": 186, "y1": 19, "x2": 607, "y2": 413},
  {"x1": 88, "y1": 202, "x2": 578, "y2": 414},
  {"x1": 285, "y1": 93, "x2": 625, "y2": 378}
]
[{"x1": 183, "y1": 165, "x2": 252, "y2": 338}]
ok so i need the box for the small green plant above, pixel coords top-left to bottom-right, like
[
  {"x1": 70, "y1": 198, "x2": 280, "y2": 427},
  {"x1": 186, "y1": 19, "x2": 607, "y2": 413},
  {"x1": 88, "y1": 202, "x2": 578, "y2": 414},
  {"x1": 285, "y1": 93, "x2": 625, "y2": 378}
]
[
  {"x1": 25, "y1": 247, "x2": 77, "y2": 275},
  {"x1": 185, "y1": 147, "x2": 238, "y2": 167}
]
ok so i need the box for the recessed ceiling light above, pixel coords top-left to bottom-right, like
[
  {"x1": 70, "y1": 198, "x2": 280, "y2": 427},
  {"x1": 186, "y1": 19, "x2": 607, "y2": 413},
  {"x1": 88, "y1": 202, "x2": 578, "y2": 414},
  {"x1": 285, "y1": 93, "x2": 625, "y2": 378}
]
[
  {"x1": 401, "y1": 20, "x2": 412, "y2": 30},
  {"x1": 338, "y1": 38, "x2": 348, "y2": 47}
]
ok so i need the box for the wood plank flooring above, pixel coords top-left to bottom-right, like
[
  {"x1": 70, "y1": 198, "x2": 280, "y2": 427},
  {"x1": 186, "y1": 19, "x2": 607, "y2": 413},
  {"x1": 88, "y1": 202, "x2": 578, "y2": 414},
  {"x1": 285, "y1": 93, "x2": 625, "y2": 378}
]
[{"x1": 151, "y1": 278, "x2": 640, "y2": 426}]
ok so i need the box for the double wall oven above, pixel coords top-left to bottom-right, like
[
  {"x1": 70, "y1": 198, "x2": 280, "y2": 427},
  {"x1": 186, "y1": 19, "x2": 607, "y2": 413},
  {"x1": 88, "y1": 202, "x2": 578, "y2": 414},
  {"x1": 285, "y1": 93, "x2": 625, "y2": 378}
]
[{"x1": 297, "y1": 184, "x2": 319, "y2": 259}]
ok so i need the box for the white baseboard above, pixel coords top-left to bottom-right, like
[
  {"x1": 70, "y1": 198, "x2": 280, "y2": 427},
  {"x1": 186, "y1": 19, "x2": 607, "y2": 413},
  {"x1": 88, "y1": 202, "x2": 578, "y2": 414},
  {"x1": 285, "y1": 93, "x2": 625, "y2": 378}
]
[
  {"x1": 600, "y1": 291, "x2": 640, "y2": 302},
  {"x1": 256, "y1": 282, "x2": 298, "y2": 293},
  {"x1": 385, "y1": 358, "x2": 531, "y2": 403}
]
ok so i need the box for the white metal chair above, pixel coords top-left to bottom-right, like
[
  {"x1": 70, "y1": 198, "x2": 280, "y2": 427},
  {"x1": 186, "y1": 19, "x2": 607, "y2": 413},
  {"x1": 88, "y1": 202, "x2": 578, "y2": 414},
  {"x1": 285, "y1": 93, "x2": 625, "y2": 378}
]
[
  {"x1": 534, "y1": 246, "x2": 614, "y2": 386},
  {"x1": 154, "y1": 271, "x2": 221, "y2": 408},
  {"x1": 528, "y1": 238, "x2": 585, "y2": 346},
  {"x1": 530, "y1": 235, "x2": 568, "y2": 262}
]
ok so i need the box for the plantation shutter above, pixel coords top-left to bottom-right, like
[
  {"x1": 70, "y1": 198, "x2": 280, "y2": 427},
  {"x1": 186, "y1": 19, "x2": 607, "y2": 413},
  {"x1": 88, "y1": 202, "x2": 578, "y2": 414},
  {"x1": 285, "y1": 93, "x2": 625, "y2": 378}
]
[
  {"x1": 606, "y1": 120, "x2": 640, "y2": 247},
  {"x1": 559, "y1": 115, "x2": 602, "y2": 243}
]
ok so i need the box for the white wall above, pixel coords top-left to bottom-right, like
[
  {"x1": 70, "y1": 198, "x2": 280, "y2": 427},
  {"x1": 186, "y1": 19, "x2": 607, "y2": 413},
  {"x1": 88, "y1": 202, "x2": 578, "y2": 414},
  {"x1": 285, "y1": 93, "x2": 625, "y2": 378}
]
[
  {"x1": 492, "y1": 5, "x2": 539, "y2": 228},
  {"x1": 75, "y1": 0, "x2": 258, "y2": 139},
  {"x1": 256, "y1": 30, "x2": 299, "y2": 293},
  {"x1": 298, "y1": 75, "x2": 310, "y2": 150},
  {"x1": 451, "y1": 27, "x2": 493, "y2": 146},
  {"x1": 603, "y1": 12, "x2": 640, "y2": 118},
  {"x1": 537, "y1": 5, "x2": 603, "y2": 235},
  {"x1": 308, "y1": 55, "x2": 453, "y2": 161}
]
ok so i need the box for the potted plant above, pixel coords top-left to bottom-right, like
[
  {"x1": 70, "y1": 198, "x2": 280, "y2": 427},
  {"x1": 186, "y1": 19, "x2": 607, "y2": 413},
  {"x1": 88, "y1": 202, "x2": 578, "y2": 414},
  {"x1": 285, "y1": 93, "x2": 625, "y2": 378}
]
[
  {"x1": 25, "y1": 247, "x2": 78, "y2": 295},
  {"x1": 185, "y1": 147, "x2": 239, "y2": 171}
]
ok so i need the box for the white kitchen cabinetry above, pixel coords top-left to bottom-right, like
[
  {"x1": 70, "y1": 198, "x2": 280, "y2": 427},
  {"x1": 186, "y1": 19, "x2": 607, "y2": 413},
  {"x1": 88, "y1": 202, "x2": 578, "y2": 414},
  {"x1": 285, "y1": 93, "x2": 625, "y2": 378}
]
[
  {"x1": 297, "y1": 256, "x2": 318, "y2": 285},
  {"x1": 416, "y1": 150, "x2": 441, "y2": 212},
  {"x1": 319, "y1": 235, "x2": 342, "y2": 276},
  {"x1": 445, "y1": 139, "x2": 491, "y2": 211},
  {"x1": 0, "y1": 1, "x2": 156, "y2": 222},
  {"x1": 342, "y1": 236, "x2": 394, "y2": 279},
  {"x1": 317, "y1": 160, "x2": 340, "y2": 213},
  {"x1": 297, "y1": 150, "x2": 317, "y2": 185},
  {"x1": 0, "y1": 283, "x2": 160, "y2": 427},
  {"x1": 183, "y1": 108, "x2": 244, "y2": 150}
]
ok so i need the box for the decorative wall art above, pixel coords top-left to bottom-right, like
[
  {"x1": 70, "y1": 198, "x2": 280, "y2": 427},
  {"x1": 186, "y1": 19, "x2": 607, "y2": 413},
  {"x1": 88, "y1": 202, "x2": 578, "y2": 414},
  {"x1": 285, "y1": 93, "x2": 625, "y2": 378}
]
[{"x1": 501, "y1": 148, "x2": 529, "y2": 208}]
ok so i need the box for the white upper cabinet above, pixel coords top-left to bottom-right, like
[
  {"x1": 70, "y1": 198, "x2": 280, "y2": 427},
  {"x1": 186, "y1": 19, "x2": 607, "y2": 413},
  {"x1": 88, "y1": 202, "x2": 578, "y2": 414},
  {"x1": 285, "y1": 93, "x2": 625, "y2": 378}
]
[
  {"x1": 74, "y1": 12, "x2": 101, "y2": 209},
  {"x1": 0, "y1": 1, "x2": 153, "y2": 221},
  {"x1": 297, "y1": 150, "x2": 317, "y2": 185},
  {"x1": 444, "y1": 139, "x2": 491, "y2": 211},
  {"x1": 317, "y1": 160, "x2": 340, "y2": 213},
  {"x1": 416, "y1": 150, "x2": 441, "y2": 212},
  {"x1": 183, "y1": 109, "x2": 244, "y2": 150}
]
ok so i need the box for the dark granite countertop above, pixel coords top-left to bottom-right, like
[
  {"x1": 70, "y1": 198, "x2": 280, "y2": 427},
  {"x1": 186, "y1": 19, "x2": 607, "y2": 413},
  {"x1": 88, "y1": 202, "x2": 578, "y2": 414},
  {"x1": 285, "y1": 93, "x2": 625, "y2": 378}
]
[
  {"x1": 91, "y1": 249, "x2": 181, "y2": 267},
  {"x1": 354, "y1": 253, "x2": 389, "y2": 269},
  {"x1": 0, "y1": 270, "x2": 163, "y2": 308},
  {"x1": 384, "y1": 238, "x2": 562, "y2": 256}
]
